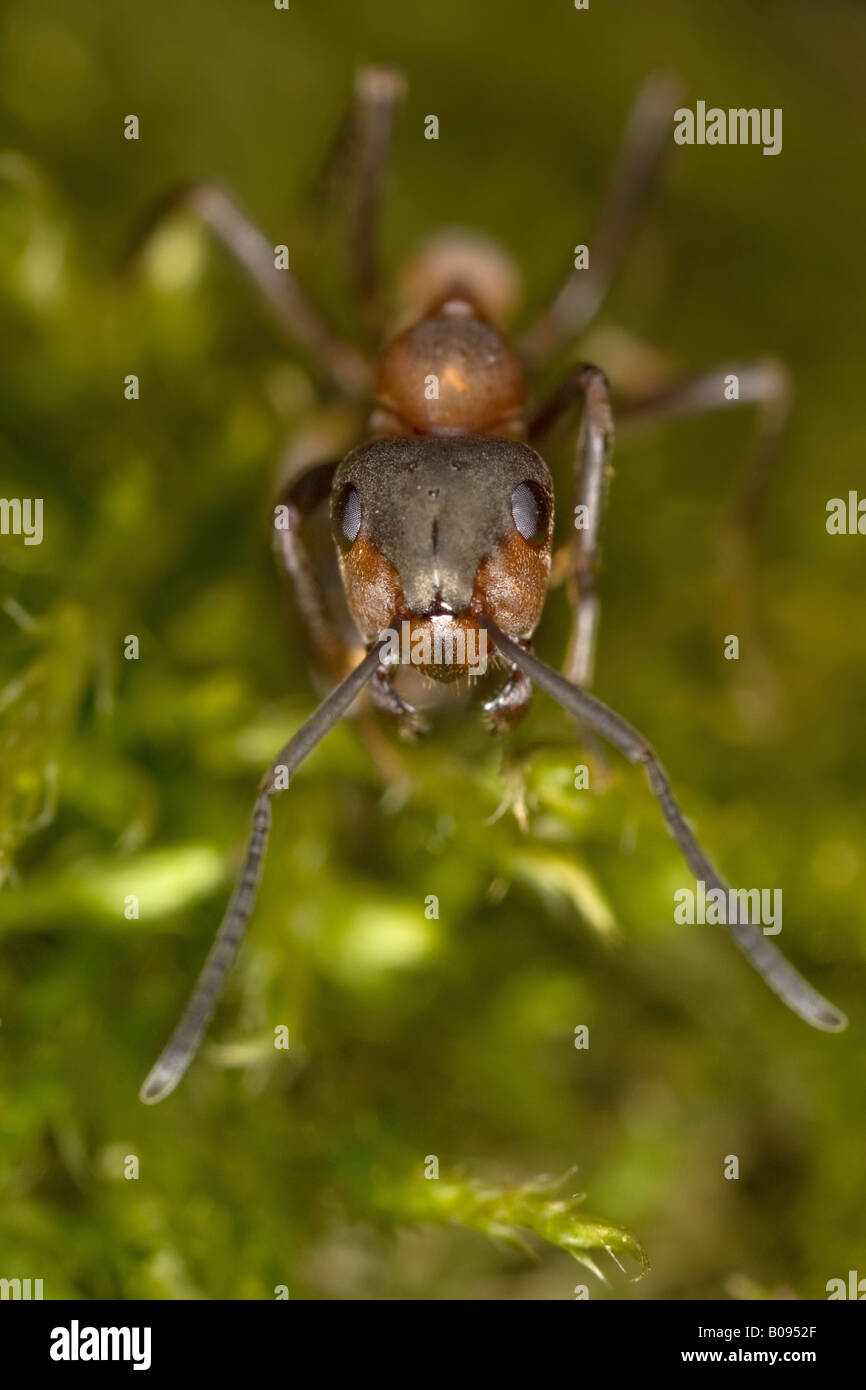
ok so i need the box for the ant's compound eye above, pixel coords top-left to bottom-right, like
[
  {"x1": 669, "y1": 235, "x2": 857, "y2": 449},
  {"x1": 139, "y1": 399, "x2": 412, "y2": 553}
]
[
  {"x1": 335, "y1": 483, "x2": 362, "y2": 549},
  {"x1": 510, "y1": 480, "x2": 549, "y2": 546}
]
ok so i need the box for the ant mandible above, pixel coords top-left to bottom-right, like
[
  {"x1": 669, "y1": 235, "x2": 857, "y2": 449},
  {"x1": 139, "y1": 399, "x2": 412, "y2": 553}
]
[{"x1": 132, "y1": 68, "x2": 845, "y2": 1104}]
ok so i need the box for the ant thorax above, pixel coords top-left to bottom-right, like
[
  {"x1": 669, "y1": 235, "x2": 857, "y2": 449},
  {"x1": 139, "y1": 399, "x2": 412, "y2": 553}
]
[{"x1": 369, "y1": 296, "x2": 527, "y2": 439}]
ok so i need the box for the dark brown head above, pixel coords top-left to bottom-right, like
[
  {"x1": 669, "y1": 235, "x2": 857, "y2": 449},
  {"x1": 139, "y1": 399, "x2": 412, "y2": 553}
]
[{"x1": 331, "y1": 435, "x2": 553, "y2": 680}]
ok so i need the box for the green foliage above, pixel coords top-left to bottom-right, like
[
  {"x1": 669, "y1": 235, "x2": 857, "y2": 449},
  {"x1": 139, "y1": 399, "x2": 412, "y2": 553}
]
[{"x1": 382, "y1": 1169, "x2": 649, "y2": 1281}]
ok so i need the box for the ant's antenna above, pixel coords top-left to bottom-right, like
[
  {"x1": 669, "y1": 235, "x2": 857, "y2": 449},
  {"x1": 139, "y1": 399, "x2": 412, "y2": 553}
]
[
  {"x1": 139, "y1": 640, "x2": 386, "y2": 1105},
  {"x1": 481, "y1": 618, "x2": 846, "y2": 1033}
]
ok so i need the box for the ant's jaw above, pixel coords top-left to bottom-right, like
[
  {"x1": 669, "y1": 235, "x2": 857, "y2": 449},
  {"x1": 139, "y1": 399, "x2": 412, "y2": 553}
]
[
  {"x1": 378, "y1": 612, "x2": 489, "y2": 683},
  {"x1": 422, "y1": 597, "x2": 455, "y2": 618}
]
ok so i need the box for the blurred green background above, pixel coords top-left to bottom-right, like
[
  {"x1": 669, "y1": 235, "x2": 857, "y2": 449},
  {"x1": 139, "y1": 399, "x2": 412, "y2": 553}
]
[{"x1": 1, "y1": 0, "x2": 864, "y2": 1300}]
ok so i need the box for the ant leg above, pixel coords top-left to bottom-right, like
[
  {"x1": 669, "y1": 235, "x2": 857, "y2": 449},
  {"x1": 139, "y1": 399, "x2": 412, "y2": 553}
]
[
  {"x1": 529, "y1": 364, "x2": 614, "y2": 690},
  {"x1": 482, "y1": 650, "x2": 534, "y2": 733},
  {"x1": 519, "y1": 72, "x2": 685, "y2": 366},
  {"x1": 617, "y1": 359, "x2": 792, "y2": 700},
  {"x1": 616, "y1": 358, "x2": 791, "y2": 530},
  {"x1": 274, "y1": 460, "x2": 361, "y2": 681},
  {"x1": 346, "y1": 67, "x2": 406, "y2": 323},
  {"x1": 369, "y1": 665, "x2": 425, "y2": 736},
  {"x1": 313, "y1": 66, "x2": 405, "y2": 329},
  {"x1": 482, "y1": 618, "x2": 847, "y2": 1035},
  {"x1": 123, "y1": 182, "x2": 371, "y2": 398}
]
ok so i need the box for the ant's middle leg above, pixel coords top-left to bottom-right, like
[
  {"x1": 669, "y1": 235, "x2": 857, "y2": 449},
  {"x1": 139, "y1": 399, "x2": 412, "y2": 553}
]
[
  {"x1": 615, "y1": 358, "x2": 792, "y2": 708},
  {"x1": 615, "y1": 358, "x2": 791, "y2": 531},
  {"x1": 123, "y1": 182, "x2": 371, "y2": 398}
]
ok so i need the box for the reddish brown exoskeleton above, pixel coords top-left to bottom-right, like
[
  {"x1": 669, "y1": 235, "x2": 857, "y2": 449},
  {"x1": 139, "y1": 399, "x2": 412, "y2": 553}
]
[{"x1": 130, "y1": 68, "x2": 844, "y2": 1104}]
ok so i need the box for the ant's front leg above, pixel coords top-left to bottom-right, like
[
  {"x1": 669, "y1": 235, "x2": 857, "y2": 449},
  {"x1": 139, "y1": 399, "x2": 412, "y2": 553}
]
[
  {"x1": 274, "y1": 460, "x2": 361, "y2": 682},
  {"x1": 123, "y1": 182, "x2": 371, "y2": 398},
  {"x1": 369, "y1": 664, "x2": 426, "y2": 737},
  {"x1": 529, "y1": 364, "x2": 614, "y2": 691},
  {"x1": 482, "y1": 652, "x2": 533, "y2": 733}
]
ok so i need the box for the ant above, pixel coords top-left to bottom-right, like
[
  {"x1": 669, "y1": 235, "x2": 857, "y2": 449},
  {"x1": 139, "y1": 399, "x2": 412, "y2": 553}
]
[{"x1": 132, "y1": 68, "x2": 845, "y2": 1104}]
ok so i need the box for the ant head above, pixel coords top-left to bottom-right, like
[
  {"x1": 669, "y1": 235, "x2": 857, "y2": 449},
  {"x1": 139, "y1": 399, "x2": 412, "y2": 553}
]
[{"x1": 331, "y1": 435, "x2": 554, "y2": 677}]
